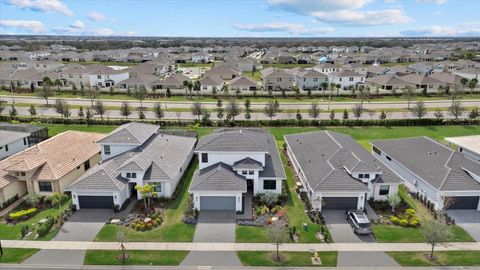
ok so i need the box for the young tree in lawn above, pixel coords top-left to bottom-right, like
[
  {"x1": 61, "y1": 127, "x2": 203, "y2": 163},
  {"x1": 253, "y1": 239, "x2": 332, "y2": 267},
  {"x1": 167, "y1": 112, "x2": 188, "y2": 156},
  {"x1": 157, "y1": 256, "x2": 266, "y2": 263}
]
[
  {"x1": 86, "y1": 85, "x2": 99, "y2": 107},
  {"x1": 80, "y1": 82, "x2": 85, "y2": 96},
  {"x1": 215, "y1": 99, "x2": 224, "y2": 120},
  {"x1": 183, "y1": 80, "x2": 189, "y2": 98},
  {"x1": 329, "y1": 110, "x2": 335, "y2": 120},
  {"x1": 225, "y1": 99, "x2": 241, "y2": 121},
  {"x1": 292, "y1": 85, "x2": 300, "y2": 99},
  {"x1": 468, "y1": 78, "x2": 478, "y2": 95},
  {"x1": 116, "y1": 231, "x2": 128, "y2": 263},
  {"x1": 342, "y1": 109, "x2": 349, "y2": 120},
  {"x1": 194, "y1": 81, "x2": 201, "y2": 99},
  {"x1": 72, "y1": 83, "x2": 77, "y2": 95},
  {"x1": 153, "y1": 102, "x2": 164, "y2": 121},
  {"x1": 138, "y1": 110, "x2": 145, "y2": 120},
  {"x1": 267, "y1": 220, "x2": 289, "y2": 262},
  {"x1": 387, "y1": 194, "x2": 401, "y2": 213},
  {"x1": 133, "y1": 86, "x2": 147, "y2": 109},
  {"x1": 321, "y1": 82, "x2": 329, "y2": 97},
  {"x1": 296, "y1": 109, "x2": 302, "y2": 124},
  {"x1": 28, "y1": 104, "x2": 37, "y2": 118},
  {"x1": 422, "y1": 220, "x2": 452, "y2": 261},
  {"x1": 53, "y1": 79, "x2": 62, "y2": 92},
  {"x1": 433, "y1": 108, "x2": 444, "y2": 119},
  {"x1": 201, "y1": 110, "x2": 211, "y2": 126},
  {"x1": 0, "y1": 100, "x2": 5, "y2": 114},
  {"x1": 9, "y1": 104, "x2": 17, "y2": 119},
  {"x1": 93, "y1": 100, "x2": 106, "y2": 120},
  {"x1": 30, "y1": 81, "x2": 35, "y2": 92},
  {"x1": 352, "y1": 104, "x2": 363, "y2": 120},
  {"x1": 402, "y1": 86, "x2": 416, "y2": 109},
  {"x1": 448, "y1": 101, "x2": 465, "y2": 120},
  {"x1": 78, "y1": 106, "x2": 85, "y2": 119},
  {"x1": 191, "y1": 101, "x2": 203, "y2": 121},
  {"x1": 55, "y1": 99, "x2": 70, "y2": 118},
  {"x1": 356, "y1": 87, "x2": 370, "y2": 110},
  {"x1": 120, "y1": 101, "x2": 132, "y2": 120},
  {"x1": 411, "y1": 101, "x2": 427, "y2": 119},
  {"x1": 460, "y1": 77, "x2": 468, "y2": 92},
  {"x1": 135, "y1": 184, "x2": 158, "y2": 215},
  {"x1": 308, "y1": 102, "x2": 320, "y2": 120},
  {"x1": 263, "y1": 101, "x2": 279, "y2": 120},
  {"x1": 85, "y1": 108, "x2": 93, "y2": 122},
  {"x1": 379, "y1": 110, "x2": 387, "y2": 120},
  {"x1": 449, "y1": 86, "x2": 463, "y2": 106},
  {"x1": 38, "y1": 77, "x2": 54, "y2": 106},
  {"x1": 469, "y1": 107, "x2": 479, "y2": 119},
  {"x1": 244, "y1": 99, "x2": 251, "y2": 120}
]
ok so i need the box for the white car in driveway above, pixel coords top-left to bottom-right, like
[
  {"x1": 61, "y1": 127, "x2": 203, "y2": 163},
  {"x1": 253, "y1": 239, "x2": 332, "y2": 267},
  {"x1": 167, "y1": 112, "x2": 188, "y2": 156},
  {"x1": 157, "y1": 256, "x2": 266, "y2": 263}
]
[{"x1": 346, "y1": 211, "x2": 372, "y2": 235}]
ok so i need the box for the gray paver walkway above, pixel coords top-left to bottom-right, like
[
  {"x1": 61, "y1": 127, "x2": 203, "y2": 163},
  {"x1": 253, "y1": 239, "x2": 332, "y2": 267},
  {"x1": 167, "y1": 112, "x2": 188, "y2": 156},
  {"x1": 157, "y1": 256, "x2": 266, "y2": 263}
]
[{"x1": 337, "y1": 251, "x2": 400, "y2": 267}]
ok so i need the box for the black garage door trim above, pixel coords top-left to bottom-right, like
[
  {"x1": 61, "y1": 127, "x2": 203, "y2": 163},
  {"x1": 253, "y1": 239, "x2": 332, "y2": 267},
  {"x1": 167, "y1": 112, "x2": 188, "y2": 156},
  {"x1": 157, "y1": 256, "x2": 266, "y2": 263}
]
[
  {"x1": 445, "y1": 196, "x2": 479, "y2": 210},
  {"x1": 323, "y1": 197, "x2": 358, "y2": 210},
  {"x1": 78, "y1": 195, "x2": 114, "y2": 209},
  {"x1": 200, "y1": 196, "x2": 236, "y2": 211}
]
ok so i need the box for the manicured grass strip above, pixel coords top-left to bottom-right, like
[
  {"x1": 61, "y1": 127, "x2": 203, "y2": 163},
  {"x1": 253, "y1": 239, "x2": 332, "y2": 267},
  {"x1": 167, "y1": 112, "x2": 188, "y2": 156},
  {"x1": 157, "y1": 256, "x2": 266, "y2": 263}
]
[
  {"x1": 237, "y1": 251, "x2": 337, "y2": 267},
  {"x1": 84, "y1": 250, "x2": 188, "y2": 266},
  {"x1": 236, "y1": 225, "x2": 269, "y2": 243},
  {"x1": 0, "y1": 248, "x2": 39, "y2": 263},
  {"x1": 44, "y1": 124, "x2": 117, "y2": 136},
  {"x1": 387, "y1": 251, "x2": 480, "y2": 267},
  {"x1": 94, "y1": 158, "x2": 199, "y2": 242}
]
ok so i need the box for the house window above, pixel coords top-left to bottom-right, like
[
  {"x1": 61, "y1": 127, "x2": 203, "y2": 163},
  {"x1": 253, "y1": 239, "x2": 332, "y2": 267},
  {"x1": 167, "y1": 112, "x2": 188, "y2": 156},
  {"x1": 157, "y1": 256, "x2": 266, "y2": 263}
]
[
  {"x1": 242, "y1": 171, "x2": 247, "y2": 175},
  {"x1": 151, "y1": 182, "x2": 162, "y2": 192},
  {"x1": 248, "y1": 171, "x2": 254, "y2": 175},
  {"x1": 126, "y1": 172, "x2": 131, "y2": 178},
  {"x1": 38, "y1": 181, "x2": 52, "y2": 192},
  {"x1": 379, "y1": 185, "x2": 390, "y2": 196},
  {"x1": 104, "y1": 145, "x2": 111, "y2": 155},
  {"x1": 263, "y1": 180, "x2": 276, "y2": 190},
  {"x1": 373, "y1": 146, "x2": 381, "y2": 155},
  {"x1": 349, "y1": 77, "x2": 354, "y2": 81},
  {"x1": 201, "y1": 153, "x2": 208, "y2": 163},
  {"x1": 365, "y1": 174, "x2": 370, "y2": 179},
  {"x1": 358, "y1": 174, "x2": 364, "y2": 178},
  {"x1": 313, "y1": 78, "x2": 318, "y2": 82},
  {"x1": 132, "y1": 173, "x2": 137, "y2": 178},
  {"x1": 5, "y1": 145, "x2": 8, "y2": 152},
  {"x1": 277, "y1": 78, "x2": 282, "y2": 82},
  {"x1": 23, "y1": 138, "x2": 27, "y2": 145},
  {"x1": 97, "y1": 75, "x2": 101, "y2": 79},
  {"x1": 386, "y1": 156, "x2": 392, "y2": 161},
  {"x1": 20, "y1": 172, "x2": 25, "y2": 176},
  {"x1": 84, "y1": 160, "x2": 90, "y2": 170}
]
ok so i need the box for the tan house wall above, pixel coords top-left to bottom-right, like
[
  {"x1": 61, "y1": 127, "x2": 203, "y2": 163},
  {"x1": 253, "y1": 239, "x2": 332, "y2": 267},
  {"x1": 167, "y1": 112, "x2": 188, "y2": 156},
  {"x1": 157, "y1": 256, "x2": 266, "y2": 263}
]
[{"x1": 0, "y1": 181, "x2": 27, "y2": 205}]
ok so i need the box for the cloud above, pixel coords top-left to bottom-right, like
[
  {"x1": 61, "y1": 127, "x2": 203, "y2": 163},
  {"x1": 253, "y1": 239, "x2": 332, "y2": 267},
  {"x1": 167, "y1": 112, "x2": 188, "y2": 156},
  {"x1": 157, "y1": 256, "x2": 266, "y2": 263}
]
[
  {"x1": 7, "y1": 0, "x2": 73, "y2": 16},
  {"x1": 233, "y1": 22, "x2": 334, "y2": 35},
  {"x1": 313, "y1": 9, "x2": 412, "y2": 26},
  {"x1": 401, "y1": 21, "x2": 480, "y2": 36},
  {"x1": 87, "y1": 11, "x2": 107, "y2": 22},
  {"x1": 52, "y1": 26, "x2": 115, "y2": 36},
  {"x1": 266, "y1": 0, "x2": 412, "y2": 26},
  {"x1": 416, "y1": 0, "x2": 448, "y2": 4},
  {"x1": 0, "y1": 19, "x2": 46, "y2": 33},
  {"x1": 69, "y1": 20, "x2": 85, "y2": 29}
]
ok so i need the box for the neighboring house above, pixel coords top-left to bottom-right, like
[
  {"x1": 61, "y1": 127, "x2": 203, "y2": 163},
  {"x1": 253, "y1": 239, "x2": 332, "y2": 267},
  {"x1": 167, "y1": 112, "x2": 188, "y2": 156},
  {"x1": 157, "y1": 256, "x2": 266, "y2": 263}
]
[
  {"x1": 371, "y1": 137, "x2": 480, "y2": 210},
  {"x1": 0, "y1": 123, "x2": 48, "y2": 145},
  {"x1": 0, "y1": 131, "x2": 103, "y2": 206},
  {"x1": 88, "y1": 68, "x2": 129, "y2": 88},
  {"x1": 0, "y1": 130, "x2": 30, "y2": 160},
  {"x1": 67, "y1": 123, "x2": 196, "y2": 210},
  {"x1": 429, "y1": 73, "x2": 463, "y2": 88},
  {"x1": 199, "y1": 75, "x2": 224, "y2": 93},
  {"x1": 261, "y1": 68, "x2": 294, "y2": 91},
  {"x1": 192, "y1": 52, "x2": 213, "y2": 63},
  {"x1": 228, "y1": 75, "x2": 258, "y2": 92},
  {"x1": 293, "y1": 69, "x2": 328, "y2": 91},
  {"x1": 366, "y1": 75, "x2": 415, "y2": 91},
  {"x1": 399, "y1": 74, "x2": 444, "y2": 92},
  {"x1": 445, "y1": 135, "x2": 480, "y2": 162},
  {"x1": 189, "y1": 129, "x2": 286, "y2": 212},
  {"x1": 118, "y1": 74, "x2": 160, "y2": 90},
  {"x1": 453, "y1": 69, "x2": 480, "y2": 81},
  {"x1": 204, "y1": 66, "x2": 241, "y2": 80},
  {"x1": 285, "y1": 131, "x2": 400, "y2": 211},
  {"x1": 329, "y1": 70, "x2": 364, "y2": 90},
  {"x1": 158, "y1": 73, "x2": 191, "y2": 90},
  {"x1": 313, "y1": 63, "x2": 341, "y2": 74}
]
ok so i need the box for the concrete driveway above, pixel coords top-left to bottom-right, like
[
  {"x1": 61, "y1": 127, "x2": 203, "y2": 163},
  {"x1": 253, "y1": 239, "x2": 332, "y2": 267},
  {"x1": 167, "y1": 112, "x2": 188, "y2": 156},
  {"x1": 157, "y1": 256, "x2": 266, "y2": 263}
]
[
  {"x1": 323, "y1": 210, "x2": 376, "y2": 243},
  {"x1": 447, "y1": 210, "x2": 480, "y2": 241},
  {"x1": 181, "y1": 210, "x2": 241, "y2": 267}
]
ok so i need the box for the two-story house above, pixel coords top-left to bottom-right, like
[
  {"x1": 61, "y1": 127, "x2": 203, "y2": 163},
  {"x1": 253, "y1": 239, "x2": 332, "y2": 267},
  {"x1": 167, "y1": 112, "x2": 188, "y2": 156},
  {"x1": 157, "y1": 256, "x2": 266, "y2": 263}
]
[
  {"x1": 261, "y1": 68, "x2": 294, "y2": 91},
  {"x1": 0, "y1": 131, "x2": 103, "y2": 207},
  {"x1": 292, "y1": 69, "x2": 329, "y2": 91},
  {"x1": 189, "y1": 129, "x2": 285, "y2": 212},
  {"x1": 328, "y1": 70, "x2": 364, "y2": 90},
  {"x1": 67, "y1": 123, "x2": 196, "y2": 210},
  {"x1": 285, "y1": 131, "x2": 400, "y2": 211}
]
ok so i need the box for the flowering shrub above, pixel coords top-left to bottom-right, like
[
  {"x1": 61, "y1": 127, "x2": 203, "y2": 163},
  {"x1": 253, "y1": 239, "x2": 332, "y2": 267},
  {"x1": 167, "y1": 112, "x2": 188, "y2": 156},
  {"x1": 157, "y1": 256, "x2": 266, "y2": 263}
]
[
  {"x1": 9, "y1": 208, "x2": 37, "y2": 221},
  {"x1": 389, "y1": 208, "x2": 420, "y2": 227},
  {"x1": 130, "y1": 214, "x2": 162, "y2": 231}
]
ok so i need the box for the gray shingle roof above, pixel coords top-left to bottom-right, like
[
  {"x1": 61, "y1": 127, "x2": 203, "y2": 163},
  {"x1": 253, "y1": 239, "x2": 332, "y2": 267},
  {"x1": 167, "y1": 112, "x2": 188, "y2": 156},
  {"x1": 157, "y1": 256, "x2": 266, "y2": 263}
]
[
  {"x1": 371, "y1": 137, "x2": 480, "y2": 191},
  {"x1": 190, "y1": 162, "x2": 247, "y2": 191},
  {"x1": 233, "y1": 157, "x2": 263, "y2": 170},
  {"x1": 0, "y1": 130, "x2": 29, "y2": 146},
  {"x1": 97, "y1": 123, "x2": 159, "y2": 145},
  {"x1": 285, "y1": 131, "x2": 400, "y2": 192}
]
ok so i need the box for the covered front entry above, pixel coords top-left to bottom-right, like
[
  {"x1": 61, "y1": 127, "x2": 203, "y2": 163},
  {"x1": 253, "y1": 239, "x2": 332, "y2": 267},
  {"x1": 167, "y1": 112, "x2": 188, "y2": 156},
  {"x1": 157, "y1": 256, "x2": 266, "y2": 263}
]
[
  {"x1": 323, "y1": 197, "x2": 358, "y2": 210},
  {"x1": 78, "y1": 195, "x2": 114, "y2": 209},
  {"x1": 445, "y1": 196, "x2": 480, "y2": 210},
  {"x1": 200, "y1": 196, "x2": 236, "y2": 211}
]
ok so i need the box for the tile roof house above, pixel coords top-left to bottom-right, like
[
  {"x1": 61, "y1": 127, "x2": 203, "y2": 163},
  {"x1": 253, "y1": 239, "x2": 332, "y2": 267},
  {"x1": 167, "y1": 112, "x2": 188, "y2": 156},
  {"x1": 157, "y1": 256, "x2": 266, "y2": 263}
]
[
  {"x1": 261, "y1": 68, "x2": 294, "y2": 91},
  {"x1": 0, "y1": 131, "x2": 104, "y2": 206},
  {"x1": 445, "y1": 135, "x2": 480, "y2": 162},
  {"x1": 372, "y1": 137, "x2": 480, "y2": 210},
  {"x1": 285, "y1": 131, "x2": 401, "y2": 211},
  {"x1": 366, "y1": 75, "x2": 415, "y2": 91},
  {"x1": 228, "y1": 75, "x2": 258, "y2": 92},
  {"x1": 399, "y1": 74, "x2": 445, "y2": 92},
  {"x1": 189, "y1": 128, "x2": 285, "y2": 212},
  {"x1": 67, "y1": 123, "x2": 196, "y2": 210}
]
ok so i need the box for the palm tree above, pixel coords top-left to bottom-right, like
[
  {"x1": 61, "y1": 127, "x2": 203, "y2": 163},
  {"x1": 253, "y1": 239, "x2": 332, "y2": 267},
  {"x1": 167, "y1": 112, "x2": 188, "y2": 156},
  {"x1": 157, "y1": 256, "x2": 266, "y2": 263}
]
[{"x1": 135, "y1": 184, "x2": 158, "y2": 215}]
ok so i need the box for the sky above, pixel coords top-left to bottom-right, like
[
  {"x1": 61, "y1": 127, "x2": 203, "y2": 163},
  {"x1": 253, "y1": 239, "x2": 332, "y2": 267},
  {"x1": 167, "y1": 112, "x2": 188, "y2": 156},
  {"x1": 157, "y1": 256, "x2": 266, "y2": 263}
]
[{"x1": 0, "y1": 0, "x2": 479, "y2": 37}]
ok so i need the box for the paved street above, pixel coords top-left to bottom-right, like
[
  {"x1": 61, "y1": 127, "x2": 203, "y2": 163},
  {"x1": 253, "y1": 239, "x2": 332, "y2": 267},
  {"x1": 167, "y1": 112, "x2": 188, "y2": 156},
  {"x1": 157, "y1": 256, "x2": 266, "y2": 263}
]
[{"x1": 181, "y1": 210, "x2": 241, "y2": 267}]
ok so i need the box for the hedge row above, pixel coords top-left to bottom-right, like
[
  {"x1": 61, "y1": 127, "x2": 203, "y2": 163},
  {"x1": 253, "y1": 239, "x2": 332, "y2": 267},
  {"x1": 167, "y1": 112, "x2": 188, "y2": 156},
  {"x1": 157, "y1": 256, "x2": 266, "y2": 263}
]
[
  {"x1": 9, "y1": 208, "x2": 37, "y2": 221},
  {"x1": 1, "y1": 115, "x2": 480, "y2": 127}
]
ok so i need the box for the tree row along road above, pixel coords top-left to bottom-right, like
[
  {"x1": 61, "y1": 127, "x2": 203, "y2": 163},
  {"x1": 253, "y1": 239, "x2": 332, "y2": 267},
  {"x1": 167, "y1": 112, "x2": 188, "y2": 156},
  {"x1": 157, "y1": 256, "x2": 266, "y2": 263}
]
[
  {"x1": 2, "y1": 95, "x2": 480, "y2": 111},
  {"x1": 1, "y1": 106, "x2": 467, "y2": 120},
  {"x1": 3, "y1": 240, "x2": 480, "y2": 252}
]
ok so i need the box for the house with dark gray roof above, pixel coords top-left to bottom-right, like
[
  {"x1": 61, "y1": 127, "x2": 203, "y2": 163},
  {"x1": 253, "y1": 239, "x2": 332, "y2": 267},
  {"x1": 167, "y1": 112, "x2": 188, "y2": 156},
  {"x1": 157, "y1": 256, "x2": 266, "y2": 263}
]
[
  {"x1": 371, "y1": 137, "x2": 480, "y2": 210},
  {"x1": 67, "y1": 123, "x2": 196, "y2": 210},
  {"x1": 0, "y1": 130, "x2": 30, "y2": 160},
  {"x1": 285, "y1": 131, "x2": 401, "y2": 211},
  {"x1": 189, "y1": 128, "x2": 285, "y2": 212}
]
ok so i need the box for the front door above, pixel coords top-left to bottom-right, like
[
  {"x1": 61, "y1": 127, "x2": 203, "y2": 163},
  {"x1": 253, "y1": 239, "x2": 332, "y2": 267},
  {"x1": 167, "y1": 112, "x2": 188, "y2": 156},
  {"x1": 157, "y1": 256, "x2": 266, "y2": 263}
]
[{"x1": 247, "y1": 179, "x2": 253, "y2": 194}]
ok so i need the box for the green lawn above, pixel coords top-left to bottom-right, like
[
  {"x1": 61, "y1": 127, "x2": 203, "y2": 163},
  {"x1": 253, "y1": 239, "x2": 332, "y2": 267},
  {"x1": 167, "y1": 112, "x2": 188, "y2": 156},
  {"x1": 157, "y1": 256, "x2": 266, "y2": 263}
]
[
  {"x1": 0, "y1": 199, "x2": 71, "y2": 240},
  {"x1": 84, "y1": 250, "x2": 188, "y2": 266},
  {"x1": 43, "y1": 124, "x2": 117, "y2": 136},
  {"x1": 237, "y1": 251, "x2": 337, "y2": 267},
  {"x1": 0, "y1": 248, "x2": 39, "y2": 264},
  {"x1": 387, "y1": 251, "x2": 480, "y2": 266},
  {"x1": 236, "y1": 225, "x2": 270, "y2": 243},
  {"x1": 94, "y1": 158, "x2": 198, "y2": 242}
]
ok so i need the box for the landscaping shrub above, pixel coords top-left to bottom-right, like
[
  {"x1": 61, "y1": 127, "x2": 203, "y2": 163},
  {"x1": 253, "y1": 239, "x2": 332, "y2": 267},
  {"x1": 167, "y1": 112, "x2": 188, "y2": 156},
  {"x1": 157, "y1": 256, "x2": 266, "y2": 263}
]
[
  {"x1": 8, "y1": 208, "x2": 37, "y2": 221},
  {"x1": 21, "y1": 225, "x2": 29, "y2": 237},
  {"x1": 390, "y1": 208, "x2": 420, "y2": 227},
  {"x1": 37, "y1": 216, "x2": 54, "y2": 237},
  {"x1": 259, "y1": 192, "x2": 280, "y2": 207}
]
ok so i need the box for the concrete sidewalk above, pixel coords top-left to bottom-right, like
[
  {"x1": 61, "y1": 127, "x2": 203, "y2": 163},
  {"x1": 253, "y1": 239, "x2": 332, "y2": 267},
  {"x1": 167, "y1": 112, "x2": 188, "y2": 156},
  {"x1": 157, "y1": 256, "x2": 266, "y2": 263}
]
[{"x1": 3, "y1": 240, "x2": 480, "y2": 252}]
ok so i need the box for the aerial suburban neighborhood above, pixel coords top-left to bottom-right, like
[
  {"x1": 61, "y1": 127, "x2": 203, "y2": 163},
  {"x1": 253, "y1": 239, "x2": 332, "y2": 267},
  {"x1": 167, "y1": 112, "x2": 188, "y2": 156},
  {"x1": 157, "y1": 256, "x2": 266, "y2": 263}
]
[{"x1": 1, "y1": 0, "x2": 480, "y2": 269}]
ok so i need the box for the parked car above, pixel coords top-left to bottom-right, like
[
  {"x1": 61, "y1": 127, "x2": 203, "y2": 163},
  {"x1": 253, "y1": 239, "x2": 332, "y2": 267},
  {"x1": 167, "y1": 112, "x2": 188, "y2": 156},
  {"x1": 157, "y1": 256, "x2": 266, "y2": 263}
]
[{"x1": 346, "y1": 211, "x2": 372, "y2": 234}]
